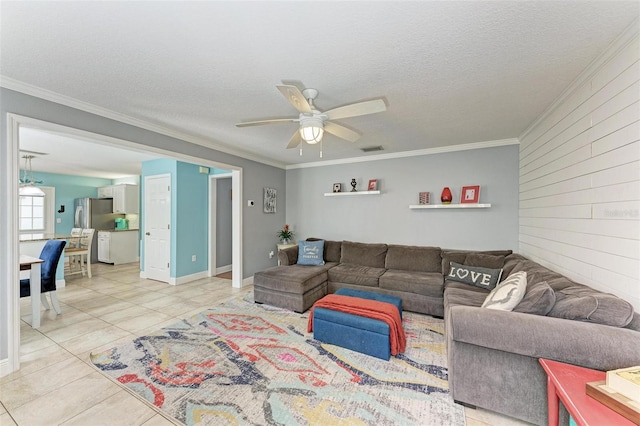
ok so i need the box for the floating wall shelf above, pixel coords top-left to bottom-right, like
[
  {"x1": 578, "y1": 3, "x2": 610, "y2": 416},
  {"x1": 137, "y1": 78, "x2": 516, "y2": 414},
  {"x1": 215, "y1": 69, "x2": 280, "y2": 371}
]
[
  {"x1": 324, "y1": 190, "x2": 381, "y2": 197},
  {"x1": 409, "y1": 203, "x2": 491, "y2": 209}
]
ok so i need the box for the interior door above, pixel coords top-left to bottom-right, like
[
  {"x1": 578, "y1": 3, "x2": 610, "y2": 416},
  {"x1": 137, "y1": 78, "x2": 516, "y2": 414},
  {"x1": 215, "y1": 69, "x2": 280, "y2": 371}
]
[{"x1": 144, "y1": 175, "x2": 171, "y2": 283}]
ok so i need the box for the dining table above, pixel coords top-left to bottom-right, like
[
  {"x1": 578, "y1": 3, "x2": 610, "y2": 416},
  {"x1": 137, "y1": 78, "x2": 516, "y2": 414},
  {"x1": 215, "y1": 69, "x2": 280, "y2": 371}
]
[{"x1": 19, "y1": 254, "x2": 45, "y2": 328}]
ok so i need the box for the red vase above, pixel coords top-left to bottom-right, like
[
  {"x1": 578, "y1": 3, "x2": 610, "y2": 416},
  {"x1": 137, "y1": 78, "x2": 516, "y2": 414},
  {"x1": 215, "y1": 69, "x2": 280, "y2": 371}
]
[{"x1": 441, "y1": 187, "x2": 452, "y2": 204}]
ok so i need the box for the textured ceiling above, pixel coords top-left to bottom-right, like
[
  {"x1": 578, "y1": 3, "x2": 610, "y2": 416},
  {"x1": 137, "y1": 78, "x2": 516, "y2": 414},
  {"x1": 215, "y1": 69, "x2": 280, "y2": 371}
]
[{"x1": 2, "y1": 1, "x2": 639, "y2": 169}]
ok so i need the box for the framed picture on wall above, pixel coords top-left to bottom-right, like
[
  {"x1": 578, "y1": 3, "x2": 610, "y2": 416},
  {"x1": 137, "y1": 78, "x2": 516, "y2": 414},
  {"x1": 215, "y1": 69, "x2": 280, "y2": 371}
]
[
  {"x1": 333, "y1": 183, "x2": 342, "y2": 193},
  {"x1": 263, "y1": 187, "x2": 277, "y2": 213},
  {"x1": 368, "y1": 179, "x2": 378, "y2": 191},
  {"x1": 461, "y1": 185, "x2": 480, "y2": 204}
]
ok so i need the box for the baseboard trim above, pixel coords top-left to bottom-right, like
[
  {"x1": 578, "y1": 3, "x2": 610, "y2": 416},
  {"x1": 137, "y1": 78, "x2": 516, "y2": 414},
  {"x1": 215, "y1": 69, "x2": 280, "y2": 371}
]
[
  {"x1": 0, "y1": 357, "x2": 13, "y2": 378},
  {"x1": 215, "y1": 264, "x2": 232, "y2": 275},
  {"x1": 172, "y1": 271, "x2": 209, "y2": 286},
  {"x1": 242, "y1": 276, "x2": 254, "y2": 287}
]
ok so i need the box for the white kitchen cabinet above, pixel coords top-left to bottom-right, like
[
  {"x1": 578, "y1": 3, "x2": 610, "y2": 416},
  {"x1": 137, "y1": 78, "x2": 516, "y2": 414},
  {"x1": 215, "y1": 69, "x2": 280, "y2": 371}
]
[
  {"x1": 112, "y1": 184, "x2": 139, "y2": 214},
  {"x1": 98, "y1": 230, "x2": 139, "y2": 265},
  {"x1": 97, "y1": 185, "x2": 114, "y2": 199}
]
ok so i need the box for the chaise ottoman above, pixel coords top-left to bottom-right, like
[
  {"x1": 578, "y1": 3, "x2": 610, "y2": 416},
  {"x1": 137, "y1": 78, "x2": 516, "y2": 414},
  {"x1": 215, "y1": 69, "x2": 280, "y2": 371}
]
[{"x1": 311, "y1": 289, "x2": 404, "y2": 360}]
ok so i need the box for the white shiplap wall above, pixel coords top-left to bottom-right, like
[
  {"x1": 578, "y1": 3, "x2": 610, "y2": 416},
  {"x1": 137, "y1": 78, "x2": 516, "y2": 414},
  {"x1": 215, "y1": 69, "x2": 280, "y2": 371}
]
[{"x1": 519, "y1": 22, "x2": 640, "y2": 311}]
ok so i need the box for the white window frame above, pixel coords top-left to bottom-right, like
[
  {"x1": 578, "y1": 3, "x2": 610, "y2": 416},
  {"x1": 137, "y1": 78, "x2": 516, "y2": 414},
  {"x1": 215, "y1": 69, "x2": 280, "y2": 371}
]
[{"x1": 19, "y1": 186, "x2": 55, "y2": 235}]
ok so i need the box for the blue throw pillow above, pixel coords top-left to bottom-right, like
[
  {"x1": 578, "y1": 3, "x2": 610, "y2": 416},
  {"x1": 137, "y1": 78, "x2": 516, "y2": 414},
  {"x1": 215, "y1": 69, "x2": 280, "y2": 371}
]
[{"x1": 297, "y1": 240, "x2": 325, "y2": 266}]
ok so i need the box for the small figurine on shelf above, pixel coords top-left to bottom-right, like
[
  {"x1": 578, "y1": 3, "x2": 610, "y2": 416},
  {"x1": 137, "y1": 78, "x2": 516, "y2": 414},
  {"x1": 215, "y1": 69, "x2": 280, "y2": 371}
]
[
  {"x1": 277, "y1": 224, "x2": 294, "y2": 244},
  {"x1": 441, "y1": 187, "x2": 453, "y2": 204},
  {"x1": 351, "y1": 178, "x2": 357, "y2": 192}
]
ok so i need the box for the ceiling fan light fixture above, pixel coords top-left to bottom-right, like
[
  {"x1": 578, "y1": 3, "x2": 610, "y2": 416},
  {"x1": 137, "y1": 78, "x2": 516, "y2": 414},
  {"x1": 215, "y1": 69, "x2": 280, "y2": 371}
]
[{"x1": 299, "y1": 116, "x2": 324, "y2": 144}]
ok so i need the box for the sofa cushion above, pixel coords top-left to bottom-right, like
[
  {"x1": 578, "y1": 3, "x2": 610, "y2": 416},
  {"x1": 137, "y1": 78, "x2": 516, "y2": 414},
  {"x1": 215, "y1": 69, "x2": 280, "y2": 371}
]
[
  {"x1": 447, "y1": 262, "x2": 503, "y2": 290},
  {"x1": 328, "y1": 263, "x2": 386, "y2": 287},
  {"x1": 464, "y1": 253, "x2": 506, "y2": 269},
  {"x1": 379, "y1": 270, "x2": 444, "y2": 298},
  {"x1": 254, "y1": 263, "x2": 335, "y2": 294},
  {"x1": 297, "y1": 240, "x2": 325, "y2": 265},
  {"x1": 481, "y1": 271, "x2": 527, "y2": 311},
  {"x1": 513, "y1": 280, "x2": 556, "y2": 316},
  {"x1": 307, "y1": 238, "x2": 342, "y2": 263},
  {"x1": 547, "y1": 285, "x2": 634, "y2": 327},
  {"x1": 444, "y1": 286, "x2": 488, "y2": 311},
  {"x1": 385, "y1": 245, "x2": 442, "y2": 272},
  {"x1": 441, "y1": 249, "x2": 513, "y2": 275},
  {"x1": 324, "y1": 240, "x2": 342, "y2": 263},
  {"x1": 340, "y1": 241, "x2": 388, "y2": 268}
]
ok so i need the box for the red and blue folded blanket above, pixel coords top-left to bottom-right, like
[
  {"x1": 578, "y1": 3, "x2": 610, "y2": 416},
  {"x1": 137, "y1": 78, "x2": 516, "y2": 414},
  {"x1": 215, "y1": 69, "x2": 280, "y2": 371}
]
[{"x1": 307, "y1": 294, "x2": 406, "y2": 355}]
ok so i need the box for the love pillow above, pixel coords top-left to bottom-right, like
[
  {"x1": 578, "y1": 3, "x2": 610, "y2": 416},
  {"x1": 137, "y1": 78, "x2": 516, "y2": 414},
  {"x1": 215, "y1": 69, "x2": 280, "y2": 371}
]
[{"x1": 447, "y1": 262, "x2": 503, "y2": 290}]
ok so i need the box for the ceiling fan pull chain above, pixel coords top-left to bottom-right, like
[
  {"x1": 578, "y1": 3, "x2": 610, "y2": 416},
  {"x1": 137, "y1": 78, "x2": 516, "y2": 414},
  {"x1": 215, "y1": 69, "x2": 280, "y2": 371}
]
[{"x1": 320, "y1": 139, "x2": 323, "y2": 158}]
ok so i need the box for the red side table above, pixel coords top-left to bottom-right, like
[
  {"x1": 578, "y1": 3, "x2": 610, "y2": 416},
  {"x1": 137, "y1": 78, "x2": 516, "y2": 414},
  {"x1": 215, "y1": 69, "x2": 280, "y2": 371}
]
[{"x1": 539, "y1": 358, "x2": 635, "y2": 426}]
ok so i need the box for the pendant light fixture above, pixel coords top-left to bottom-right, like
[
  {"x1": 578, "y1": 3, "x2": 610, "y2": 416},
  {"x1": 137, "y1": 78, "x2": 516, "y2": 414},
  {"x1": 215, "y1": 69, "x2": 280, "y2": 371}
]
[{"x1": 19, "y1": 155, "x2": 45, "y2": 197}]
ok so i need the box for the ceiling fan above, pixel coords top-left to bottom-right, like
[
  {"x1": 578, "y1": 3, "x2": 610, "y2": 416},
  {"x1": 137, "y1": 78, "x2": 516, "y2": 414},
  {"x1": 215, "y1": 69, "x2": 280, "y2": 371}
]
[{"x1": 236, "y1": 81, "x2": 386, "y2": 156}]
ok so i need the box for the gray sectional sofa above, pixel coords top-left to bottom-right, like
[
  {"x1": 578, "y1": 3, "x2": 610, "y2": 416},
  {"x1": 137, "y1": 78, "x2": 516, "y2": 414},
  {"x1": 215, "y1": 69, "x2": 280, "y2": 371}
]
[{"x1": 252, "y1": 240, "x2": 640, "y2": 425}]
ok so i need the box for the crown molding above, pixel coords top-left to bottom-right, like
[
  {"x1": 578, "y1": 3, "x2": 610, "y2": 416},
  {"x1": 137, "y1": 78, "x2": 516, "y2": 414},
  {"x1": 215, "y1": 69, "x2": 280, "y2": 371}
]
[
  {"x1": 0, "y1": 76, "x2": 287, "y2": 170},
  {"x1": 286, "y1": 138, "x2": 519, "y2": 170},
  {"x1": 519, "y1": 17, "x2": 640, "y2": 141}
]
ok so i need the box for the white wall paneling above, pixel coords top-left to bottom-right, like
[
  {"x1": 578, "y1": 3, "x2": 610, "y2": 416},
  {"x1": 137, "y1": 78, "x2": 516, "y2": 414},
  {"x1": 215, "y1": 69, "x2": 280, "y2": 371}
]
[{"x1": 518, "y1": 23, "x2": 640, "y2": 311}]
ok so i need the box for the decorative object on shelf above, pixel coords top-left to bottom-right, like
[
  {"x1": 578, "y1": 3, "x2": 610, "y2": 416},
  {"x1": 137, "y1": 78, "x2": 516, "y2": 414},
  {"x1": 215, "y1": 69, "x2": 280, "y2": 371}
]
[
  {"x1": 263, "y1": 187, "x2": 276, "y2": 213},
  {"x1": 277, "y1": 224, "x2": 294, "y2": 244},
  {"x1": 419, "y1": 192, "x2": 430, "y2": 204},
  {"x1": 440, "y1": 187, "x2": 452, "y2": 204},
  {"x1": 461, "y1": 185, "x2": 480, "y2": 204},
  {"x1": 19, "y1": 155, "x2": 45, "y2": 197},
  {"x1": 368, "y1": 179, "x2": 378, "y2": 191},
  {"x1": 351, "y1": 178, "x2": 357, "y2": 192},
  {"x1": 333, "y1": 183, "x2": 342, "y2": 193}
]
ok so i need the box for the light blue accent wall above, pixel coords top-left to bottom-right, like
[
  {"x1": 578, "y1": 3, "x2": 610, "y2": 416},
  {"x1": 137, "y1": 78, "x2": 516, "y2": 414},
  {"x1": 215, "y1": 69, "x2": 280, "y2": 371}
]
[
  {"x1": 286, "y1": 145, "x2": 520, "y2": 251},
  {"x1": 26, "y1": 171, "x2": 112, "y2": 234},
  {"x1": 175, "y1": 161, "x2": 209, "y2": 276}
]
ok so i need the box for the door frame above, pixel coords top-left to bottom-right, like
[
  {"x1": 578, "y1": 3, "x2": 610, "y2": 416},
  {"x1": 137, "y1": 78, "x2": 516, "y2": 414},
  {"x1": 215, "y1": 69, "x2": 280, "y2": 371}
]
[
  {"x1": 2, "y1": 113, "x2": 244, "y2": 377},
  {"x1": 208, "y1": 173, "x2": 232, "y2": 277}
]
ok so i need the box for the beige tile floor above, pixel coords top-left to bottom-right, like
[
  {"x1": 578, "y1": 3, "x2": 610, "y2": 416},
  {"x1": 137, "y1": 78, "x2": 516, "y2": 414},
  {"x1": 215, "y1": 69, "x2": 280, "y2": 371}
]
[{"x1": 1, "y1": 262, "x2": 532, "y2": 426}]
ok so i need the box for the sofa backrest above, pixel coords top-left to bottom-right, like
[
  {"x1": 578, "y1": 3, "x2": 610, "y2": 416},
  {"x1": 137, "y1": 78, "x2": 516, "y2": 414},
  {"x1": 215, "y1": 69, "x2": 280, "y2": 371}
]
[
  {"x1": 441, "y1": 249, "x2": 513, "y2": 275},
  {"x1": 385, "y1": 244, "x2": 442, "y2": 272},
  {"x1": 340, "y1": 241, "x2": 388, "y2": 268},
  {"x1": 306, "y1": 238, "x2": 342, "y2": 263}
]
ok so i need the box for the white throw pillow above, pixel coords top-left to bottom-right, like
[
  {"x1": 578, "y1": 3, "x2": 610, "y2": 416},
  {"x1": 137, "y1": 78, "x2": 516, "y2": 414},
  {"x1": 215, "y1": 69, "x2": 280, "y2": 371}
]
[{"x1": 481, "y1": 271, "x2": 527, "y2": 311}]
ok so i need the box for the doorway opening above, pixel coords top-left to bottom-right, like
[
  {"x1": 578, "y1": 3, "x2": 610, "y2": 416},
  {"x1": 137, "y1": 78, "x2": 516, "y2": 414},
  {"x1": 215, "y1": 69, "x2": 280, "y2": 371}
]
[{"x1": 3, "y1": 113, "x2": 244, "y2": 376}]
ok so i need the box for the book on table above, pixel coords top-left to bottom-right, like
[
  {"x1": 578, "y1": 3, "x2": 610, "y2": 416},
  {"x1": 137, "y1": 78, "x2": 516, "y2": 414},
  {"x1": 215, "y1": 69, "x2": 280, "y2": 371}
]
[{"x1": 607, "y1": 366, "x2": 640, "y2": 403}]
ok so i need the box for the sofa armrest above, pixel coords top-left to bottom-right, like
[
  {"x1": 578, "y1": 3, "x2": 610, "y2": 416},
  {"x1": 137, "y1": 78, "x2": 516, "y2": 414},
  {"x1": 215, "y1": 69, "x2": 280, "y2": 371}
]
[
  {"x1": 449, "y1": 305, "x2": 640, "y2": 371},
  {"x1": 278, "y1": 246, "x2": 299, "y2": 266}
]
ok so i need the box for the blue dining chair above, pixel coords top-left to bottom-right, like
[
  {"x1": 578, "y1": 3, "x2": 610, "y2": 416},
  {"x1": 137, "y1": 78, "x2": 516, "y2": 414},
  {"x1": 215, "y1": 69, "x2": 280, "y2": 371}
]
[{"x1": 20, "y1": 239, "x2": 67, "y2": 315}]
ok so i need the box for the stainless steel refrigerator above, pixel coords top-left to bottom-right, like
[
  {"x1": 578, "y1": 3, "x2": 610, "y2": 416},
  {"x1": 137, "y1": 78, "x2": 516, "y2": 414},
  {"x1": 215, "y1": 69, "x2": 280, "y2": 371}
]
[{"x1": 74, "y1": 198, "x2": 118, "y2": 263}]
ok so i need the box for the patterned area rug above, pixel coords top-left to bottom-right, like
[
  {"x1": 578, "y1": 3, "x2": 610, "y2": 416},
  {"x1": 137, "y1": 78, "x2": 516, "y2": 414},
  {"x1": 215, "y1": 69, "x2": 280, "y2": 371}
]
[{"x1": 90, "y1": 295, "x2": 465, "y2": 425}]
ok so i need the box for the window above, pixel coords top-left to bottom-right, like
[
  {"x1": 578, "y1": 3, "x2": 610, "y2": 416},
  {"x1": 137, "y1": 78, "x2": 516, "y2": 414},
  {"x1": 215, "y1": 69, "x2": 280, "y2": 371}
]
[
  {"x1": 19, "y1": 186, "x2": 55, "y2": 234},
  {"x1": 20, "y1": 195, "x2": 45, "y2": 231}
]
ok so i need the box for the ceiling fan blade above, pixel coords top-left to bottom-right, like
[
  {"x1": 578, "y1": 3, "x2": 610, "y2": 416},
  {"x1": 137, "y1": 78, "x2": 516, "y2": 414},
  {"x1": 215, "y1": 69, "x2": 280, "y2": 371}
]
[
  {"x1": 276, "y1": 84, "x2": 312, "y2": 113},
  {"x1": 235, "y1": 118, "x2": 297, "y2": 127},
  {"x1": 324, "y1": 122, "x2": 361, "y2": 142},
  {"x1": 286, "y1": 131, "x2": 302, "y2": 149},
  {"x1": 324, "y1": 99, "x2": 386, "y2": 120},
  {"x1": 280, "y1": 80, "x2": 306, "y2": 92}
]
